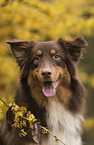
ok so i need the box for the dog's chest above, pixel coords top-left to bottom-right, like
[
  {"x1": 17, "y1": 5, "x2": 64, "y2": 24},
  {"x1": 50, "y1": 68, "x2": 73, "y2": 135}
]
[{"x1": 41, "y1": 100, "x2": 83, "y2": 145}]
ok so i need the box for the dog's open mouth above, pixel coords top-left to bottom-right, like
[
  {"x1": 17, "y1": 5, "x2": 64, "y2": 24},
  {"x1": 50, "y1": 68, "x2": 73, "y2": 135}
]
[{"x1": 42, "y1": 79, "x2": 59, "y2": 97}]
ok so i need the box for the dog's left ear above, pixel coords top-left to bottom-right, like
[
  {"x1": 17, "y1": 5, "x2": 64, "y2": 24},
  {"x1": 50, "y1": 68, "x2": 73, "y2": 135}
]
[
  {"x1": 58, "y1": 37, "x2": 88, "y2": 62},
  {"x1": 6, "y1": 40, "x2": 34, "y2": 65}
]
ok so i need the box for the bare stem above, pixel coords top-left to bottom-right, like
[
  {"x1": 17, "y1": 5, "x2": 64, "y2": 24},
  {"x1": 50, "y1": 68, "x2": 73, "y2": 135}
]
[
  {"x1": 0, "y1": 98, "x2": 9, "y2": 107},
  {"x1": 39, "y1": 125, "x2": 65, "y2": 145},
  {"x1": 0, "y1": 98, "x2": 65, "y2": 145},
  {"x1": 21, "y1": 116, "x2": 65, "y2": 144}
]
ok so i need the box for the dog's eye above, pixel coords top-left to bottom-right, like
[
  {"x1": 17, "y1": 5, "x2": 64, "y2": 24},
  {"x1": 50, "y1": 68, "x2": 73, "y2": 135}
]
[
  {"x1": 33, "y1": 56, "x2": 40, "y2": 64},
  {"x1": 53, "y1": 54, "x2": 61, "y2": 60}
]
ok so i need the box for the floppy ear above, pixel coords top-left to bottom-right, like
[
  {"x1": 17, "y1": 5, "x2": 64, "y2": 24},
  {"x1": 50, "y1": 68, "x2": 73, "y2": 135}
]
[
  {"x1": 58, "y1": 36, "x2": 88, "y2": 62},
  {"x1": 6, "y1": 40, "x2": 34, "y2": 65}
]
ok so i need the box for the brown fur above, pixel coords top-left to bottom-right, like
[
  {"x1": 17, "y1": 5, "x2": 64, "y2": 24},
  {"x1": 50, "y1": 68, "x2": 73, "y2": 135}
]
[
  {"x1": 0, "y1": 37, "x2": 88, "y2": 145},
  {"x1": 28, "y1": 65, "x2": 71, "y2": 111}
]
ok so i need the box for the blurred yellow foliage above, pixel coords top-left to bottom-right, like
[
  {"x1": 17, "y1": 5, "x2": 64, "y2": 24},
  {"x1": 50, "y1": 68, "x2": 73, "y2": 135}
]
[
  {"x1": 0, "y1": 0, "x2": 94, "y2": 41},
  {"x1": 84, "y1": 118, "x2": 94, "y2": 131},
  {"x1": 89, "y1": 75, "x2": 94, "y2": 88},
  {"x1": 79, "y1": 72, "x2": 89, "y2": 84},
  {"x1": 79, "y1": 72, "x2": 94, "y2": 89},
  {"x1": 0, "y1": 97, "x2": 6, "y2": 120}
]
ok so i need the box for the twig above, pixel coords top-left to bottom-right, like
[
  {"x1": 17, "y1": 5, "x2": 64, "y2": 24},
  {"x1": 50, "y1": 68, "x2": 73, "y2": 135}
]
[
  {"x1": 18, "y1": 116, "x2": 65, "y2": 145},
  {"x1": 0, "y1": 98, "x2": 65, "y2": 145},
  {"x1": 19, "y1": 117, "x2": 65, "y2": 145},
  {"x1": 39, "y1": 125, "x2": 65, "y2": 145},
  {"x1": 0, "y1": 98, "x2": 9, "y2": 107}
]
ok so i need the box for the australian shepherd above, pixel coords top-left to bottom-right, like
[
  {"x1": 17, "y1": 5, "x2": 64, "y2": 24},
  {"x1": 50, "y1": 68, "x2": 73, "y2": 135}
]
[{"x1": 0, "y1": 37, "x2": 88, "y2": 145}]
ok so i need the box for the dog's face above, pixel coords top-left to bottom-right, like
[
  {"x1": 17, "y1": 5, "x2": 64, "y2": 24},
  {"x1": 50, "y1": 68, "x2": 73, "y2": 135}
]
[
  {"x1": 7, "y1": 37, "x2": 88, "y2": 108},
  {"x1": 29, "y1": 41, "x2": 67, "y2": 97}
]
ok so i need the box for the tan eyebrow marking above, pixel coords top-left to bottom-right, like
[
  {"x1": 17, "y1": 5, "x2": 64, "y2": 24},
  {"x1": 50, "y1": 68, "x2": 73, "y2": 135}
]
[
  {"x1": 51, "y1": 49, "x2": 56, "y2": 55},
  {"x1": 37, "y1": 50, "x2": 42, "y2": 56}
]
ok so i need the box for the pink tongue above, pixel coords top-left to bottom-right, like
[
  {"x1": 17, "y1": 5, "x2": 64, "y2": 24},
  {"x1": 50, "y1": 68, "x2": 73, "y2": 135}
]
[{"x1": 42, "y1": 82, "x2": 55, "y2": 97}]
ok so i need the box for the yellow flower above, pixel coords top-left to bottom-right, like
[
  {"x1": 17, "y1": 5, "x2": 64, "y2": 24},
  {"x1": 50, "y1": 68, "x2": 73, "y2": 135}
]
[
  {"x1": 9, "y1": 103, "x2": 37, "y2": 137},
  {"x1": 9, "y1": 103, "x2": 12, "y2": 107},
  {"x1": 41, "y1": 128, "x2": 48, "y2": 134},
  {"x1": 15, "y1": 111, "x2": 23, "y2": 118},
  {"x1": 10, "y1": 103, "x2": 19, "y2": 114},
  {"x1": 13, "y1": 121, "x2": 21, "y2": 128},
  {"x1": 55, "y1": 137, "x2": 61, "y2": 143},
  {"x1": 27, "y1": 111, "x2": 37, "y2": 127},
  {"x1": 19, "y1": 129, "x2": 27, "y2": 137},
  {"x1": 20, "y1": 120, "x2": 26, "y2": 127}
]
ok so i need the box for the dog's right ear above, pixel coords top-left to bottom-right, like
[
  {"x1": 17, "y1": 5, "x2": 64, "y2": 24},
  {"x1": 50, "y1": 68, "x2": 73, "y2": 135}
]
[{"x1": 6, "y1": 40, "x2": 35, "y2": 64}]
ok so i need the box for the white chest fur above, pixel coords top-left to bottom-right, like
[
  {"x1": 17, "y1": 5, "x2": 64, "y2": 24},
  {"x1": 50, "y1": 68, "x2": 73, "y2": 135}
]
[{"x1": 41, "y1": 100, "x2": 84, "y2": 145}]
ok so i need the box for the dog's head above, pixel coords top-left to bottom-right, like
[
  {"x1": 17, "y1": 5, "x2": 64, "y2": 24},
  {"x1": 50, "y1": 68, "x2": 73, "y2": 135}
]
[
  {"x1": 28, "y1": 41, "x2": 67, "y2": 97},
  {"x1": 7, "y1": 37, "x2": 88, "y2": 109}
]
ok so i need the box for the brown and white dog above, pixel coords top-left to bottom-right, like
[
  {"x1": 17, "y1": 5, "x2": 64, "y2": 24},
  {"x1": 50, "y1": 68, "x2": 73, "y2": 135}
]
[{"x1": 0, "y1": 37, "x2": 88, "y2": 145}]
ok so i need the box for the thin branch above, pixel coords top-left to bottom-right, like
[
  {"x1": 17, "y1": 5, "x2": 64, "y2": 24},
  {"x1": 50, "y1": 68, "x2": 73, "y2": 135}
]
[
  {"x1": 20, "y1": 116, "x2": 65, "y2": 145},
  {"x1": 0, "y1": 98, "x2": 9, "y2": 107},
  {"x1": 39, "y1": 125, "x2": 65, "y2": 145},
  {"x1": 0, "y1": 98, "x2": 65, "y2": 145}
]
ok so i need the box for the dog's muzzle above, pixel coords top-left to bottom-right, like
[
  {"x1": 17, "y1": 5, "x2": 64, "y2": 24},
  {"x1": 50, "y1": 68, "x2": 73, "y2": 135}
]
[{"x1": 41, "y1": 69, "x2": 59, "y2": 97}]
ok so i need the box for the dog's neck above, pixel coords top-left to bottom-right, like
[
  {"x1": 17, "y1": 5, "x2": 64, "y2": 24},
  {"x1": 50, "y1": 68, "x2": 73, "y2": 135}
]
[{"x1": 41, "y1": 99, "x2": 83, "y2": 145}]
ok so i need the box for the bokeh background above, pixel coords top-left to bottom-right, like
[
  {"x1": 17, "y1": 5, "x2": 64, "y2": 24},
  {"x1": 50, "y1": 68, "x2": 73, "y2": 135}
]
[{"x1": 0, "y1": 0, "x2": 94, "y2": 144}]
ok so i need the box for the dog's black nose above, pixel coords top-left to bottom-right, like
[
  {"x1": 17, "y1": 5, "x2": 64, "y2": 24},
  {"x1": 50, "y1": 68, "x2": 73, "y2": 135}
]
[{"x1": 41, "y1": 70, "x2": 52, "y2": 78}]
